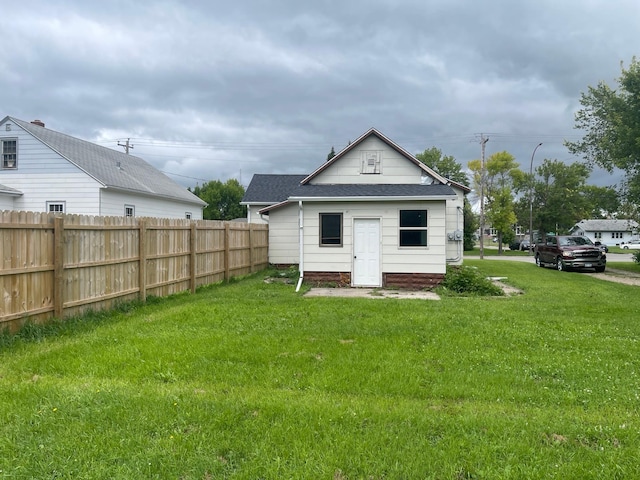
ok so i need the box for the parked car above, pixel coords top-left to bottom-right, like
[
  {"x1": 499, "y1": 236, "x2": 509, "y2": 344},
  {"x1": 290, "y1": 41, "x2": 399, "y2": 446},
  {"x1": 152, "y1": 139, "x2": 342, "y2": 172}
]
[
  {"x1": 509, "y1": 239, "x2": 531, "y2": 251},
  {"x1": 594, "y1": 241, "x2": 609, "y2": 253},
  {"x1": 621, "y1": 240, "x2": 640, "y2": 250},
  {"x1": 534, "y1": 235, "x2": 606, "y2": 272}
]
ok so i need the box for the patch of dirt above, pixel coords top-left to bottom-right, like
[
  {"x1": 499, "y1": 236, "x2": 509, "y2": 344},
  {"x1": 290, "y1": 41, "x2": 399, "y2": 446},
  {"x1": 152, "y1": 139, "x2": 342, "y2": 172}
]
[
  {"x1": 491, "y1": 280, "x2": 524, "y2": 296},
  {"x1": 585, "y1": 268, "x2": 640, "y2": 286}
]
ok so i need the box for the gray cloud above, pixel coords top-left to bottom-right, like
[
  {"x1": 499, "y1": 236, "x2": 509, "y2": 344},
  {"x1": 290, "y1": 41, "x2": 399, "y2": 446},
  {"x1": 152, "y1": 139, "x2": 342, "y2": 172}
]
[{"x1": 2, "y1": 0, "x2": 637, "y2": 190}]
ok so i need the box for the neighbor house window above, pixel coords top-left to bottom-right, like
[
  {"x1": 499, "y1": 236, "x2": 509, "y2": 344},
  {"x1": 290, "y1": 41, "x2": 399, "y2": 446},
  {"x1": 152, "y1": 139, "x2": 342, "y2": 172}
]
[
  {"x1": 399, "y1": 210, "x2": 427, "y2": 247},
  {"x1": 320, "y1": 213, "x2": 342, "y2": 246},
  {"x1": 185, "y1": 212, "x2": 192, "y2": 219},
  {"x1": 594, "y1": 232, "x2": 602, "y2": 239},
  {"x1": 1, "y1": 139, "x2": 17, "y2": 169},
  {"x1": 125, "y1": 205, "x2": 135, "y2": 217},
  {"x1": 46, "y1": 202, "x2": 65, "y2": 213}
]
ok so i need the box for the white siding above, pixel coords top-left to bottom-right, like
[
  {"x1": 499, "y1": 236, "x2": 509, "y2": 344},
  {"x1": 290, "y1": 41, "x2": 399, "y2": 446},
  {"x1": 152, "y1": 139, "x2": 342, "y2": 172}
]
[
  {"x1": 0, "y1": 126, "x2": 102, "y2": 214},
  {"x1": 100, "y1": 189, "x2": 203, "y2": 219},
  {"x1": 247, "y1": 205, "x2": 269, "y2": 224},
  {"x1": 267, "y1": 203, "x2": 300, "y2": 264},
  {"x1": 301, "y1": 200, "x2": 449, "y2": 275},
  {"x1": 444, "y1": 188, "x2": 465, "y2": 265},
  {"x1": 0, "y1": 195, "x2": 15, "y2": 210},
  {"x1": 312, "y1": 137, "x2": 424, "y2": 185}
]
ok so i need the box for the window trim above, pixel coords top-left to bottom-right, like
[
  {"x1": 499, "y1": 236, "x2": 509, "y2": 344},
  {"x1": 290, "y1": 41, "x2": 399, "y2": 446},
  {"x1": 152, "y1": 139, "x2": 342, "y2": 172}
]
[
  {"x1": 46, "y1": 201, "x2": 66, "y2": 213},
  {"x1": 398, "y1": 209, "x2": 428, "y2": 247},
  {"x1": 1, "y1": 138, "x2": 18, "y2": 169},
  {"x1": 319, "y1": 213, "x2": 343, "y2": 247},
  {"x1": 124, "y1": 205, "x2": 135, "y2": 217}
]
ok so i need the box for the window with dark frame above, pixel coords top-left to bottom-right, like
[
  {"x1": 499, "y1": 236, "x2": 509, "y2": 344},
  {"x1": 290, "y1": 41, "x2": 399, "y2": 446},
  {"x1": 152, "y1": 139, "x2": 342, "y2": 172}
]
[
  {"x1": 1, "y1": 139, "x2": 17, "y2": 169},
  {"x1": 399, "y1": 210, "x2": 427, "y2": 247},
  {"x1": 185, "y1": 212, "x2": 192, "y2": 219},
  {"x1": 125, "y1": 205, "x2": 135, "y2": 217},
  {"x1": 320, "y1": 213, "x2": 342, "y2": 246},
  {"x1": 46, "y1": 202, "x2": 65, "y2": 213}
]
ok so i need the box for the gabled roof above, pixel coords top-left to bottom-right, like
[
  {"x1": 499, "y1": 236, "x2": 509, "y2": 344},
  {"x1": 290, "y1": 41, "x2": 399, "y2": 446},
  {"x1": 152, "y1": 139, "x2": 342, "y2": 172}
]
[
  {"x1": 240, "y1": 173, "x2": 307, "y2": 204},
  {"x1": 302, "y1": 128, "x2": 471, "y2": 193},
  {"x1": 2, "y1": 116, "x2": 206, "y2": 206},
  {"x1": 573, "y1": 219, "x2": 639, "y2": 232}
]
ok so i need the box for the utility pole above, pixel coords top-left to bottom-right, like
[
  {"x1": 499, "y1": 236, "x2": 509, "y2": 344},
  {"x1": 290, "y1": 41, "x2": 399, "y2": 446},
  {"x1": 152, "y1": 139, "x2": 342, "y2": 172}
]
[
  {"x1": 118, "y1": 138, "x2": 134, "y2": 154},
  {"x1": 479, "y1": 134, "x2": 489, "y2": 260}
]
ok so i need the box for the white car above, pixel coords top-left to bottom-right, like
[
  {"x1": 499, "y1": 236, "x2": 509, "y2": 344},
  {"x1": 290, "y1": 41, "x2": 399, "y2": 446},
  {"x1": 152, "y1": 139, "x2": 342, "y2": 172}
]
[{"x1": 622, "y1": 240, "x2": 640, "y2": 250}]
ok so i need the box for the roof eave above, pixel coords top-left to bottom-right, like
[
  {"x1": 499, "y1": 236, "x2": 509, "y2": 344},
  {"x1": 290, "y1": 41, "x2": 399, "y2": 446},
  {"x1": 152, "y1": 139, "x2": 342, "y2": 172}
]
[
  {"x1": 289, "y1": 195, "x2": 457, "y2": 202},
  {"x1": 104, "y1": 186, "x2": 207, "y2": 207}
]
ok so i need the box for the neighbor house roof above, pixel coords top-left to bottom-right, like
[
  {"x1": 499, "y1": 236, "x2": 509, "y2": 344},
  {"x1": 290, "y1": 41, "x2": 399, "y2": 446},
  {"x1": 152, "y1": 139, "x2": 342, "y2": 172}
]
[
  {"x1": 3, "y1": 116, "x2": 206, "y2": 206},
  {"x1": 0, "y1": 183, "x2": 23, "y2": 196},
  {"x1": 240, "y1": 174, "x2": 307, "y2": 204},
  {"x1": 572, "y1": 219, "x2": 639, "y2": 232}
]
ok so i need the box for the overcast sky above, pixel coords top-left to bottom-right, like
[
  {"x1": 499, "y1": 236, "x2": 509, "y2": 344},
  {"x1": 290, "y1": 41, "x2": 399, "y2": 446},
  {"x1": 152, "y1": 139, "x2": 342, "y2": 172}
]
[{"x1": 3, "y1": 0, "x2": 638, "y2": 190}]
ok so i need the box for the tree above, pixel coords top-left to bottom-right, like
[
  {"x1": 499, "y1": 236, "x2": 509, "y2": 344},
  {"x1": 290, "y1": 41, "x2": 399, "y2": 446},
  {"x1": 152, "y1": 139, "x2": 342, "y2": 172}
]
[
  {"x1": 566, "y1": 57, "x2": 640, "y2": 217},
  {"x1": 582, "y1": 185, "x2": 620, "y2": 218},
  {"x1": 415, "y1": 147, "x2": 469, "y2": 185},
  {"x1": 327, "y1": 146, "x2": 336, "y2": 161},
  {"x1": 468, "y1": 151, "x2": 521, "y2": 254},
  {"x1": 191, "y1": 179, "x2": 246, "y2": 220},
  {"x1": 530, "y1": 160, "x2": 592, "y2": 237},
  {"x1": 416, "y1": 147, "x2": 476, "y2": 250},
  {"x1": 463, "y1": 194, "x2": 478, "y2": 251}
]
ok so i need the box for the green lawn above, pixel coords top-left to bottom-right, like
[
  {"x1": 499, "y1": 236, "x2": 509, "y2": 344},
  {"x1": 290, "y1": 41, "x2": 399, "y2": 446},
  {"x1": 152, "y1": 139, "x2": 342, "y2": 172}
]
[{"x1": 1, "y1": 262, "x2": 640, "y2": 479}]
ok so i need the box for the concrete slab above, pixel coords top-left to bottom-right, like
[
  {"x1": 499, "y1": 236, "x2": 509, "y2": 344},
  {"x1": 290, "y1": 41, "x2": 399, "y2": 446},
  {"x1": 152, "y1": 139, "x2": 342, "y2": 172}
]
[{"x1": 303, "y1": 288, "x2": 440, "y2": 300}]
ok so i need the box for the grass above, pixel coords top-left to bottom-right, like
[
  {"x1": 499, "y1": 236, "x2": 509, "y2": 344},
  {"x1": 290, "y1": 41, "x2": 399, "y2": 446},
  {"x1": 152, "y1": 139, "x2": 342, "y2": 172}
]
[
  {"x1": 1, "y1": 263, "x2": 640, "y2": 478},
  {"x1": 607, "y1": 262, "x2": 640, "y2": 274},
  {"x1": 465, "y1": 246, "x2": 529, "y2": 256}
]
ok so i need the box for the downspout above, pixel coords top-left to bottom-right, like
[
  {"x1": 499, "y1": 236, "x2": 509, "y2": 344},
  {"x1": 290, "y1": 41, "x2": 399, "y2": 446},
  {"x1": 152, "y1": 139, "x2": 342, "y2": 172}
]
[
  {"x1": 295, "y1": 200, "x2": 304, "y2": 292},
  {"x1": 446, "y1": 205, "x2": 463, "y2": 262}
]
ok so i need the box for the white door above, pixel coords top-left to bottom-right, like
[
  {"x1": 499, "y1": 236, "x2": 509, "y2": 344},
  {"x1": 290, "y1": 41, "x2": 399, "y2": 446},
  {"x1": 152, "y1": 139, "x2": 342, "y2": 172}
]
[{"x1": 353, "y1": 218, "x2": 381, "y2": 286}]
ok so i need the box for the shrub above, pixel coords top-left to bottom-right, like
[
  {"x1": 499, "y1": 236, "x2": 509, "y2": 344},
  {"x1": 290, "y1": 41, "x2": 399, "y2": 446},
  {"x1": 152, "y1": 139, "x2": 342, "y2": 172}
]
[
  {"x1": 439, "y1": 265, "x2": 504, "y2": 296},
  {"x1": 633, "y1": 251, "x2": 640, "y2": 264}
]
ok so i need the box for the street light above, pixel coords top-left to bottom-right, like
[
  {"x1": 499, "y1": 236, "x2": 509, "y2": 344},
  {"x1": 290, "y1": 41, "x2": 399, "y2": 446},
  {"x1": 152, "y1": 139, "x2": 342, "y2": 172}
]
[{"x1": 529, "y1": 143, "x2": 543, "y2": 255}]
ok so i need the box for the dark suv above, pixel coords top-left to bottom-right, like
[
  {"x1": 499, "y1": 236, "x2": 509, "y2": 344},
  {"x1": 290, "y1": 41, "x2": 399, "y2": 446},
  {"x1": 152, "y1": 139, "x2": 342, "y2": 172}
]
[{"x1": 534, "y1": 235, "x2": 606, "y2": 272}]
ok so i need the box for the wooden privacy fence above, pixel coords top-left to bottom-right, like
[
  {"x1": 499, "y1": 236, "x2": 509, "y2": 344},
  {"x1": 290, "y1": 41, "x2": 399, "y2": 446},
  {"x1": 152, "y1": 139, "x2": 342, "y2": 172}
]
[{"x1": 0, "y1": 211, "x2": 269, "y2": 331}]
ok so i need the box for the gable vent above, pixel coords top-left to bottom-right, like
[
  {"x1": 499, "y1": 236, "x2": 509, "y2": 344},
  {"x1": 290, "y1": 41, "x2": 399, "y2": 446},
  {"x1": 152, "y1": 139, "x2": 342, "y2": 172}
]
[{"x1": 361, "y1": 151, "x2": 381, "y2": 174}]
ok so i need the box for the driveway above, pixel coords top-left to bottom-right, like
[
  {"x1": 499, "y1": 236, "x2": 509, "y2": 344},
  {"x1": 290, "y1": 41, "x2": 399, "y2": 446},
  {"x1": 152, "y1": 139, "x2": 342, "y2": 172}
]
[
  {"x1": 465, "y1": 252, "x2": 635, "y2": 263},
  {"x1": 465, "y1": 253, "x2": 640, "y2": 286}
]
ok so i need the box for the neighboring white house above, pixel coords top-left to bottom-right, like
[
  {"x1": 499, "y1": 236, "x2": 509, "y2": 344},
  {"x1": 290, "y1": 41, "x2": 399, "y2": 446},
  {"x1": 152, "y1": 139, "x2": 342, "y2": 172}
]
[
  {"x1": 242, "y1": 128, "x2": 470, "y2": 289},
  {"x1": 0, "y1": 116, "x2": 206, "y2": 218},
  {"x1": 570, "y1": 219, "x2": 639, "y2": 246}
]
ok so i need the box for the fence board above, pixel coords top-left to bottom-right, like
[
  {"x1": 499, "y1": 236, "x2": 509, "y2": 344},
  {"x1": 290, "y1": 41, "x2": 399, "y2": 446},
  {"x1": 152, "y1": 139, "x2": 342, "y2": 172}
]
[{"x1": 0, "y1": 212, "x2": 268, "y2": 331}]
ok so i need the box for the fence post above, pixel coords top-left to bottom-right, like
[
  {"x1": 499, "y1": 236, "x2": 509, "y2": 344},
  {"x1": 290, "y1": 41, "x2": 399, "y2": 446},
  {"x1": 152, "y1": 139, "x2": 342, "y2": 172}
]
[
  {"x1": 224, "y1": 222, "x2": 230, "y2": 282},
  {"x1": 190, "y1": 222, "x2": 197, "y2": 293},
  {"x1": 139, "y1": 219, "x2": 147, "y2": 302},
  {"x1": 249, "y1": 224, "x2": 254, "y2": 273},
  {"x1": 53, "y1": 216, "x2": 65, "y2": 318}
]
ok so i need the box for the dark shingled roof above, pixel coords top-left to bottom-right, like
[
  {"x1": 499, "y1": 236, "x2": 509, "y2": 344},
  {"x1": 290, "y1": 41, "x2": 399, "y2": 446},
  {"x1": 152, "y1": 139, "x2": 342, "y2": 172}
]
[
  {"x1": 5, "y1": 116, "x2": 206, "y2": 206},
  {"x1": 241, "y1": 174, "x2": 307, "y2": 203},
  {"x1": 288, "y1": 183, "x2": 457, "y2": 199}
]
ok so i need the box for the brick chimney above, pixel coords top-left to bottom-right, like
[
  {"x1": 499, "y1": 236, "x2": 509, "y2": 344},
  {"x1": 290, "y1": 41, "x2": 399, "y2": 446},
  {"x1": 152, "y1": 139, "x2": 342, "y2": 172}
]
[{"x1": 31, "y1": 119, "x2": 45, "y2": 127}]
